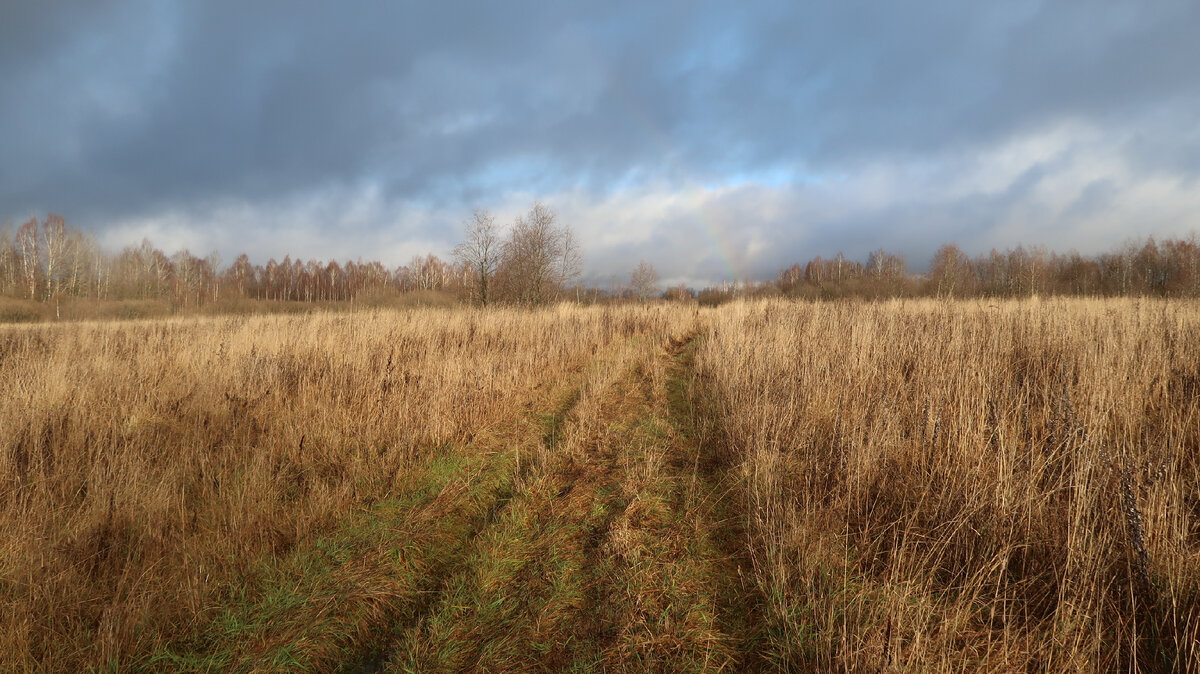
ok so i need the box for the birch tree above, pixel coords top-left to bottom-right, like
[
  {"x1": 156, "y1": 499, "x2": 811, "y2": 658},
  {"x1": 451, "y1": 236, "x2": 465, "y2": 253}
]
[{"x1": 453, "y1": 209, "x2": 503, "y2": 306}]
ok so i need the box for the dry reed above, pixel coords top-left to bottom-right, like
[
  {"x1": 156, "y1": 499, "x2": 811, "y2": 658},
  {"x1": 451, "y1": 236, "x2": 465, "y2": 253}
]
[
  {"x1": 696, "y1": 297, "x2": 1200, "y2": 671},
  {"x1": 0, "y1": 304, "x2": 677, "y2": 670},
  {"x1": 4, "y1": 298, "x2": 1199, "y2": 671}
]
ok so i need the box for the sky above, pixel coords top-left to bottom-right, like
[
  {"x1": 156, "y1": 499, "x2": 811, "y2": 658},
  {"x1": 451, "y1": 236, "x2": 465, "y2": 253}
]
[{"x1": 2, "y1": 1, "x2": 1199, "y2": 287}]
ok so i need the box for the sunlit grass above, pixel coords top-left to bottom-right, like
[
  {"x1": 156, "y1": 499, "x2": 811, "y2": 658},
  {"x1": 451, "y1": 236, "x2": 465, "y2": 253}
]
[{"x1": 2, "y1": 297, "x2": 1197, "y2": 671}]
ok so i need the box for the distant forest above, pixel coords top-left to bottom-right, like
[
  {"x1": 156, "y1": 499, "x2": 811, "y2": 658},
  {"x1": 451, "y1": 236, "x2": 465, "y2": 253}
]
[{"x1": 3, "y1": 211, "x2": 1199, "y2": 313}]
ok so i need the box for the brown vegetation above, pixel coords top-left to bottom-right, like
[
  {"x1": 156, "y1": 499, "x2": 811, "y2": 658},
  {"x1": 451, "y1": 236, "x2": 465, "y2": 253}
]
[
  {"x1": 2, "y1": 298, "x2": 1198, "y2": 671},
  {"x1": 0, "y1": 305, "x2": 679, "y2": 669},
  {"x1": 698, "y1": 298, "x2": 1200, "y2": 670}
]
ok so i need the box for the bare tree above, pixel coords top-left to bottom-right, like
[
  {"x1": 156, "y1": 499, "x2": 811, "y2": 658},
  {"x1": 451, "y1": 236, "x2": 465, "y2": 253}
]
[
  {"x1": 229, "y1": 254, "x2": 254, "y2": 298},
  {"x1": 325, "y1": 260, "x2": 344, "y2": 301},
  {"x1": 173, "y1": 250, "x2": 201, "y2": 307},
  {"x1": 867, "y1": 248, "x2": 906, "y2": 279},
  {"x1": 557, "y1": 227, "x2": 582, "y2": 290},
  {"x1": 663, "y1": 284, "x2": 694, "y2": 302},
  {"x1": 92, "y1": 243, "x2": 109, "y2": 300},
  {"x1": 500, "y1": 202, "x2": 580, "y2": 305},
  {"x1": 929, "y1": 243, "x2": 971, "y2": 298},
  {"x1": 16, "y1": 217, "x2": 39, "y2": 300},
  {"x1": 64, "y1": 228, "x2": 90, "y2": 298},
  {"x1": 39, "y1": 214, "x2": 68, "y2": 303},
  {"x1": 630, "y1": 259, "x2": 660, "y2": 301},
  {"x1": 0, "y1": 223, "x2": 17, "y2": 296},
  {"x1": 205, "y1": 251, "x2": 223, "y2": 303},
  {"x1": 453, "y1": 209, "x2": 503, "y2": 306}
]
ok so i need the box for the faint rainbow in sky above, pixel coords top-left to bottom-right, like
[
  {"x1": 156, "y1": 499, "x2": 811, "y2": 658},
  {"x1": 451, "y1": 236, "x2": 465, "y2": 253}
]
[
  {"x1": 695, "y1": 197, "x2": 744, "y2": 280},
  {"x1": 605, "y1": 74, "x2": 746, "y2": 282}
]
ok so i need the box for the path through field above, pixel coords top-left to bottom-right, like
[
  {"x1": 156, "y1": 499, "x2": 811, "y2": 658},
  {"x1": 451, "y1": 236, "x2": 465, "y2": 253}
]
[{"x1": 153, "y1": 322, "x2": 767, "y2": 672}]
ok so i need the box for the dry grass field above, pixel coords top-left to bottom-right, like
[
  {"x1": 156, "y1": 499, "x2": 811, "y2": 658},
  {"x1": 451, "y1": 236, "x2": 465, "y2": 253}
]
[
  {"x1": 698, "y1": 298, "x2": 1200, "y2": 671},
  {"x1": 1, "y1": 298, "x2": 1198, "y2": 671}
]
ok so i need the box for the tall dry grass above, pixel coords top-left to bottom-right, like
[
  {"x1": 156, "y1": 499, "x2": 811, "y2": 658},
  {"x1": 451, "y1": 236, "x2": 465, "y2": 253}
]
[
  {"x1": 697, "y1": 298, "x2": 1200, "y2": 670},
  {"x1": 6, "y1": 297, "x2": 1199, "y2": 670},
  {"x1": 0, "y1": 304, "x2": 678, "y2": 670}
]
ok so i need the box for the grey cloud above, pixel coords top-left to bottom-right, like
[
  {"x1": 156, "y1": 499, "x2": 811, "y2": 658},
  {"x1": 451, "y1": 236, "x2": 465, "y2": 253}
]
[{"x1": 2, "y1": 1, "x2": 1199, "y2": 281}]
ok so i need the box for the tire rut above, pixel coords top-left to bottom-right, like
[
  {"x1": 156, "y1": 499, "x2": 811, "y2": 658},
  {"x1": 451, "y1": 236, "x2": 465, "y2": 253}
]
[
  {"x1": 382, "y1": 348, "x2": 644, "y2": 672},
  {"x1": 366, "y1": 327, "x2": 769, "y2": 672},
  {"x1": 349, "y1": 384, "x2": 588, "y2": 673},
  {"x1": 555, "y1": 326, "x2": 766, "y2": 671},
  {"x1": 664, "y1": 328, "x2": 771, "y2": 669}
]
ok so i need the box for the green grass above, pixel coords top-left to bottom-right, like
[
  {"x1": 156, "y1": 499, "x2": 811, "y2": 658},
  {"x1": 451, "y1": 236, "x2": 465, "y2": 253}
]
[
  {"x1": 133, "y1": 328, "x2": 772, "y2": 673},
  {"x1": 389, "y1": 419, "x2": 625, "y2": 671},
  {"x1": 142, "y1": 448, "x2": 517, "y2": 672},
  {"x1": 585, "y1": 332, "x2": 757, "y2": 671}
]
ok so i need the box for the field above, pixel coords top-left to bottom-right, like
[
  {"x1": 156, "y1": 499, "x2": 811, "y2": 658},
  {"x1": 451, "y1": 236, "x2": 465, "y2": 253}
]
[{"x1": 2, "y1": 298, "x2": 1198, "y2": 671}]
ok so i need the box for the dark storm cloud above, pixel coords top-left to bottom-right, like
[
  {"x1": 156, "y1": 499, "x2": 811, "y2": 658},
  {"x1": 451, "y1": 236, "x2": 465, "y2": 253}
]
[{"x1": 2, "y1": 1, "x2": 1199, "y2": 278}]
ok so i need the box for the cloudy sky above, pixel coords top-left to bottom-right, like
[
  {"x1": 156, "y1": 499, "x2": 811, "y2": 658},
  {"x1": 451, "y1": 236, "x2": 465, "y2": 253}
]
[{"x1": 3, "y1": 1, "x2": 1199, "y2": 286}]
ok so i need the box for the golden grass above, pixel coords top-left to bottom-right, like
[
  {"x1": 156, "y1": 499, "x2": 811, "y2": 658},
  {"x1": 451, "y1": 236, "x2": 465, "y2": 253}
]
[
  {"x1": 3, "y1": 298, "x2": 1199, "y2": 671},
  {"x1": 0, "y1": 304, "x2": 678, "y2": 670},
  {"x1": 697, "y1": 298, "x2": 1200, "y2": 671}
]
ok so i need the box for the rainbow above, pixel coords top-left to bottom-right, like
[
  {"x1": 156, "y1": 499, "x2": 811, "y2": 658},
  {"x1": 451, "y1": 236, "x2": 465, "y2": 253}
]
[
  {"x1": 696, "y1": 199, "x2": 744, "y2": 281},
  {"x1": 605, "y1": 85, "x2": 747, "y2": 282}
]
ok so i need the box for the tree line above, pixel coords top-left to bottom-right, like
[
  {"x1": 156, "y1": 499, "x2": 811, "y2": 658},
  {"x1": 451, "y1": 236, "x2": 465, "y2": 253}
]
[
  {"x1": 3, "y1": 207, "x2": 1199, "y2": 312},
  {"x1": 763, "y1": 239, "x2": 1200, "y2": 301},
  {"x1": 0, "y1": 203, "x2": 581, "y2": 309}
]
